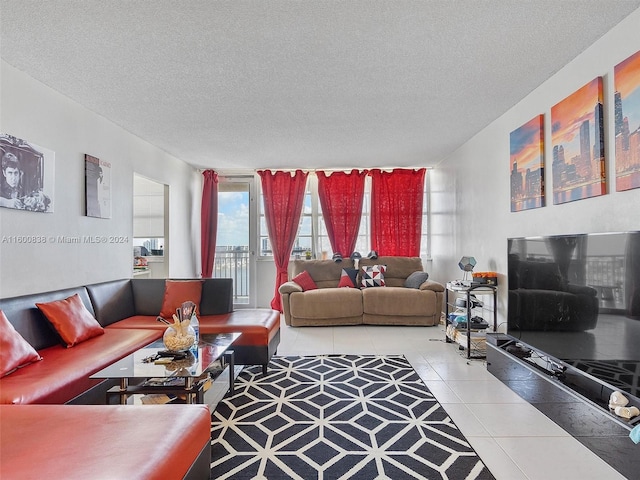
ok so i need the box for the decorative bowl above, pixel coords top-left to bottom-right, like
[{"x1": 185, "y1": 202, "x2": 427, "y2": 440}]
[{"x1": 162, "y1": 325, "x2": 196, "y2": 352}]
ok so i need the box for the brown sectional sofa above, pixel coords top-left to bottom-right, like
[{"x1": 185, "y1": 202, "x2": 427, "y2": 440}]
[{"x1": 279, "y1": 256, "x2": 444, "y2": 327}]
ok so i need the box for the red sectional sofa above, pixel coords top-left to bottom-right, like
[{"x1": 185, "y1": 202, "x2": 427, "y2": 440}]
[
  {"x1": 94, "y1": 279, "x2": 281, "y2": 376},
  {"x1": 0, "y1": 278, "x2": 280, "y2": 405},
  {"x1": 0, "y1": 404, "x2": 212, "y2": 480},
  {"x1": 0, "y1": 278, "x2": 281, "y2": 479}
]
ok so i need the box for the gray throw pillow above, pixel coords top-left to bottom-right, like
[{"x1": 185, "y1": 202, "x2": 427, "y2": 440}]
[{"x1": 404, "y1": 271, "x2": 429, "y2": 289}]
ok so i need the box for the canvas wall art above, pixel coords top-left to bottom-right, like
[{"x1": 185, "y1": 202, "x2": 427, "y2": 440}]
[
  {"x1": 614, "y1": 49, "x2": 640, "y2": 192},
  {"x1": 0, "y1": 133, "x2": 54, "y2": 212},
  {"x1": 550, "y1": 77, "x2": 606, "y2": 204},
  {"x1": 510, "y1": 115, "x2": 545, "y2": 211},
  {"x1": 85, "y1": 154, "x2": 111, "y2": 218}
]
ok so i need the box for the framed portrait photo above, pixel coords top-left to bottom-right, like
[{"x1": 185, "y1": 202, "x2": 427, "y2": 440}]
[{"x1": 0, "y1": 133, "x2": 54, "y2": 212}]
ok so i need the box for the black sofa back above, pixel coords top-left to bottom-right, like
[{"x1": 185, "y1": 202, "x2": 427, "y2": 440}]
[
  {"x1": 0, "y1": 287, "x2": 95, "y2": 350},
  {"x1": 126, "y1": 278, "x2": 234, "y2": 317},
  {"x1": 86, "y1": 279, "x2": 137, "y2": 326},
  {"x1": 87, "y1": 278, "x2": 234, "y2": 325},
  {"x1": 1, "y1": 278, "x2": 234, "y2": 348}
]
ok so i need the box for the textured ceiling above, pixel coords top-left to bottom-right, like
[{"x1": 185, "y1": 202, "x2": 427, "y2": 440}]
[{"x1": 1, "y1": 1, "x2": 639, "y2": 171}]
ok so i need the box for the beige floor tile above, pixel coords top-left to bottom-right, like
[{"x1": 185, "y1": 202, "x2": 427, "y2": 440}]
[
  {"x1": 275, "y1": 320, "x2": 617, "y2": 479},
  {"x1": 466, "y1": 437, "x2": 528, "y2": 480},
  {"x1": 467, "y1": 403, "x2": 570, "y2": 437},
  {"x1": 494, "y1": 436, "x2": 627, "y2": 480},
  {"x1": 445, "y1": 380, "x2": 528, "y2": 404}
]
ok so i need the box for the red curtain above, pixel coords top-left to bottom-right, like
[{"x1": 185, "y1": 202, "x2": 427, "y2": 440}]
[
  {"x1": 370, "y1": 168, "x2": 426, "y2": 257},
  {"x1": 258, "y1": 169, "x2": 308, "y2": 311},
  {"x1": 200, "y1": 170, "x2": 219, "y2": 278},
  {"x1": 317, "y1": 170, "x2": 366, "y2": 257}
]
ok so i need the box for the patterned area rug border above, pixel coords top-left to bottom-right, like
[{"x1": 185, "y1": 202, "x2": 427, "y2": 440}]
[{"x1": 211, "y1": 354, "x2": 494, "y2": 480}]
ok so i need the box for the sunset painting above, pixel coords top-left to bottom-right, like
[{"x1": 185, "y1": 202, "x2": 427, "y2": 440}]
[
  {"x1": 614, "y1": 49, "x2": 640, "y2": 192},
  {"x1": 510, "y1": 115, "x2": 545, "y2": 211},
  {"x1": 550, "y1": 77, "x2": 606, "y2": 204}
]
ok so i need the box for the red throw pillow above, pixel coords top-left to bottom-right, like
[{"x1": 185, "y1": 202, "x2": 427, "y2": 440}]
[
  {"x1": 36, "y1": 294, "x2": 104, "y2": 348},
  {"x1": 292, "y1": 270, "x2": 318, "y2": 291},
  {"x1": 159, "y1": 280, "x2": 203, "y2": 319},
  {"x1": 0, "y1": 310, "x2": 42, "y2": 376}
]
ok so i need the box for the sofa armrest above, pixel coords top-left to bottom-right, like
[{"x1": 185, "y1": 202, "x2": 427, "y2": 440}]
[
  {"x1": 279, "y1": 281, "x2": 303, "y2": 294},
  {"x1": 419, "y1": 280, "x2": 445, "y2": 293},
  {"x1": 566, "y1": 284, "x2": 598, "y2": 296}
]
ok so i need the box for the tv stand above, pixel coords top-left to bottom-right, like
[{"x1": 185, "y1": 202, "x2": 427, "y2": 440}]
[{"x1": 486, "y1": 333, "x2": 640, "y2": 479}]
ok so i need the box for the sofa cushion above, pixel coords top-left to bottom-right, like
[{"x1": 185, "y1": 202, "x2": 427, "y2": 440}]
[
  {"x1": 86, "y1": 279, "x2": 136, "y2": 326},
  {"x1": 107, "y1": 310, "x2": 280, "y2": 348},
  {"x1": 0, "y1": 287, "x2": 94, "y2": 351},
  {"x1": 405, "y1": 271, "x2": 430, "y2": 289},
  {"x1": 361, "y1": 265, "x2": 386, "y2": 288},
  {"x1": 289, "y1": 288, "x2": 363, "y2": 319},
  {"x1": 36, "y1": 294, "x2": 105, "y2": 347},
  {"x1": 362, "y1": 286, "x2": 438, "y2": 317},
  {"x1": 338, "y1": 268, "x2": 359, "y2": 288},
  {"x1": 0, "y1": 310, "x2": 42, "y2": 376},
  {"x1": 0, "y1": 404, "x2": 211, "y2": 480},
  {"x1": 130, "y1": 278, "x2": 233, "y2": 316},
  {"x1": 289, "y1": 259, "x2": 355, "y2": 288},
  {"x1": 359, "y1": 256, "x2": 424, "y2": 287},
  {"x1": 159, "y1": 280, "x2": 203, "y2": 319},
  {"x1": 292, "y1": 270, "x2": 318, "y2": 291},
  {"x1": 199, "y1": 310, "x2": 281, "y2": 345},
  {"x1": 200, "y1": 278, "x2": 234, "y2": 314},
  {"x1": 0, "y1": 328, "x2": 161, "y2": 404}
]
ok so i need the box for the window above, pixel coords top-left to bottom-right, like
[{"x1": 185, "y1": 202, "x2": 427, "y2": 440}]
[{"x1": 259, "y1": 172, "x2": 430, "y2": 259}]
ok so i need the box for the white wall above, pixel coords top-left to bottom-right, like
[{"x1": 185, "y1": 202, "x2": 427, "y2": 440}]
[
  {"x1": 429, "y1": 8, "x2": 640, "y2": 326},
  {"x1": 0, "y1": 61, "x2": 199, "y2": 298},
  {"x1": 3, "y1": 8, "x2": 639, "y2": 304}
]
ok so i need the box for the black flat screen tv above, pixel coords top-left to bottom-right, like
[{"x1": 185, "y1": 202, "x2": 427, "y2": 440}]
[{"x1": 507, "y1": 231, "x2": 640, "y2": 402}]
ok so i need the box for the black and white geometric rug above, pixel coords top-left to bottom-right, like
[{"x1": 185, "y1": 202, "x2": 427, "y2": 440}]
[{"x1": 211, "y1": 355, "x2": 495, "y2": 479}]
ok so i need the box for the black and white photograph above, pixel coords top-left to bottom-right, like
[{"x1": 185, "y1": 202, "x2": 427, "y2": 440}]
[
  {"x1": 85, "y1": 154, "x2": 111, "y2": 218},
  {"x1": 0, "y1": 133, "x2": 54, "y2": 212}
]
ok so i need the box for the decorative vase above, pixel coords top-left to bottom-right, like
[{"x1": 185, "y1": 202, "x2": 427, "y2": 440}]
[{"x1": 162, "y1": 325, "x2": 196, "y2": 352}]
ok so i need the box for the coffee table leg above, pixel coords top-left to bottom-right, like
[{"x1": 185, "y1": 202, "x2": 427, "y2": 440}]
[
  {"x1": 185, "y1": 377, "x2": 194, "y2": 404},
  {"x1": 225, "y1": 350, "x2": 235, "y2": 395},
  {"x1": 119, "y1": 378, "x2": 129, "y2": 405}
]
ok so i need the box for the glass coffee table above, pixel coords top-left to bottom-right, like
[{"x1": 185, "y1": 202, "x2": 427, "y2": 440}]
[{"x1": 91, "y1": 332, "x2": 241, "y2": 405}]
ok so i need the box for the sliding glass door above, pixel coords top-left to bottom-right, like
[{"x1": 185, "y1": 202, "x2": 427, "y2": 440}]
[{"x1": 216, "y1": 177, "x2": 256, "y2": 307}]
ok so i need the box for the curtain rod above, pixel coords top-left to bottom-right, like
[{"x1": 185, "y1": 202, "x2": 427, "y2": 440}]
[{"x1": 196, "y1": 167, "x2": 432, "y2": 173}]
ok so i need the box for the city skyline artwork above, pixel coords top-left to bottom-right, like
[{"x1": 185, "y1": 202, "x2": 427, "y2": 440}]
[{"x1": 551, "y1": 77, "x2": 606, "y2": 204}]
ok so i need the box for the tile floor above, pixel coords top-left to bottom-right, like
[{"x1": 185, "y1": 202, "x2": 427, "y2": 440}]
[{"x1": 276, "y1": 319, "x2": 627, "y2": 480}]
